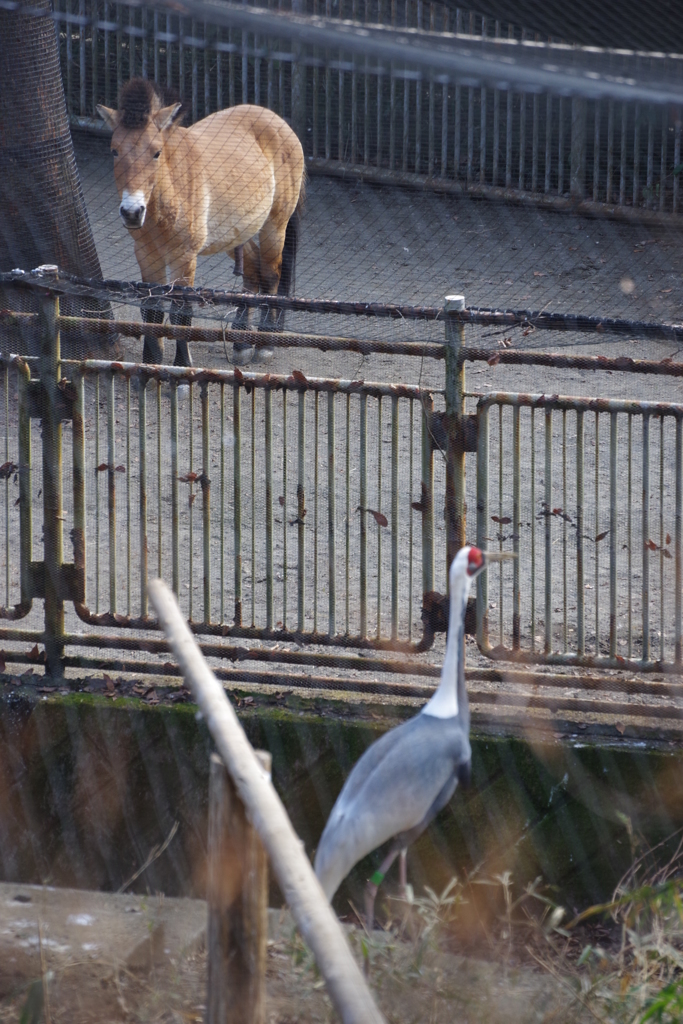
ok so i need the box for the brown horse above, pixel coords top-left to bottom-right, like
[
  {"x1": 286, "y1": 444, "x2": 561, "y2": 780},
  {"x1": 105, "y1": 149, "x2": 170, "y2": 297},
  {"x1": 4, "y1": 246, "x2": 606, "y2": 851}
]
[{"x1": 97, "y1": 78, "x2": 305, "y2": 366}]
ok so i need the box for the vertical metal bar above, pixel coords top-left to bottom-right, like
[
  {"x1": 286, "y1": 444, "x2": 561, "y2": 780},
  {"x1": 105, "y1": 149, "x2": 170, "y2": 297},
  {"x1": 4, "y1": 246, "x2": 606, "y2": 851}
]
[
  {"x1": 390, "y1": 395, "x2": 398, "y2": 639},
  {"x1": 606, "y1": 99, "x2": 614, "y2": 203},
  {"x1": 498, "y1": 405, "x2": 503, "y2": 643},
  {"x1": 660, "y1": 106, "x2": 668, "y2": 212},
  {"x1": 202, "y1": 383, "x2": 211, "y2": 623},
  {"x1": 518, "y1": 92, "x2": 526, "y2": 190},
  {"x1": 205, "y1": 22, "x2": 211, "y2": 114},
  {"x1": 492, "y1": 84, "x2": 500, "y2": 185},
  {"x1": 345, "y1": 393, "x2": 350, "y2": 633},
  {"x1": 544, "y1": 407, "x2": 552, "y2": 654},
  {"x1": 364, "y1": 58, "x2": 370, "y2": 167},
  {"x1": 544, "y1": 93, "x2": 552, "y2": 193},
  {"x1": 647, "y1": 105, "x2": 655, "y2": 208},
  {"x1": 79, "y1": 0, "x2": 86, "y2": 115},
  {"x1": 189, "y1": 385, "x2": 194, "y2": 622},
  {"x1": 254, "y1": 32, "x2": 261, "y2": 108},
  {"x1": 609, "y1": 411, "x2": 617, "y2": 658},
  {"x1": 141, "y1": 6, "x2": 148, "y2": 80},
  {"x1": 91, "y1": 0, "x2": 98, "y2": 116},
  {"x1": 2, "y1": 369, "x2": 7, "y2": 606},
  {"x1": 72, "y1": 370, "x2": 85, "y2": 611},
  {"x1": 66, "y1": 0, "x2": 74, "y2": 115},
  {"x1": 643, "y1": 414, "x2": 650, "y2": 660},
  {"x1": 251, "y1": 389, "x2": 255, "y2": 627},
  {"x1": 265, "y1": 388, "x2": 273, "y2": 631},
  {"x1": 660, "y1": 417, "x2": 665, "y2": 661},
  {"x1": 328, "y1": 392, "x2": 336, "y2": 636},
  {"x1": 558, "y1": 97, "x2": 564, "y2": 194},
  {"x1": 531, "y1": 93, "x2": 538, "y2": 191},
  {"x1": 676, "y1": 415, "x2": 682, "y2": 666},
  {"x1": 576, "y1": 409, "x2": 584, "y2": 656},
  {"x1": 479, "y1": 86, "x2": 486, "y2": 183},
  {"x1": 313, "y1": 393, "x2": 319, "y2": 633},
  {"x1": 116, "y1": 2, "x2": 122, "y2": 106},
  {"x1": 107, "y1": 371, "x2": 116, "y2": 613},
  {"x1": 421, "y1": 392, "x2": 434, "y2": 596},
  {"x1": 505, "y1": 88, "x2": 512, "y2": 187},
  {"x1": 233, "y1": 384, "x2": 242, "y2": 626},
  {"x1": 376, "y1": 397, "x2": 383, "y2": 638},
  {"x1": 338, "y1": 66, "x2": 344, "y2": 162},
  {"x1": 476, "y1": 400, "x2": 489, "y2": 648},
  {"x1": 440, "y1": 78, "x2": 448, "y2": 177},
  {"x1": 166, "y1": 14, "x2": 172, "y2": 89},
  {"x1": 156, "y1": 381, "x2": 161, "y2": 579},
  {"x1": 408, "y1": 398, "x2": 414, "y2": 639},
  {"x1": 154, "y1": 10, "x2": 159, "y2": 83},
  {"x1": 220, "y1": 384, "x2": 225, "y2": 623},
  {"x1": 675, "y1": 110, "x2": 681, "y2": 214},
  {"x1": 104, "y1": 1, "x2": 111, "y2": 107},
  {"x1": 126, "y1": 378, "x2": 131, "y2": 616},
  {"x1": 95, "y1": 374, "x2": 100, "y2": 613},
  {"x1": 242, "y1": 26, "x2": 248, "y2": 104},
  {"x1": 594, "y1": 411, "x2": 599, "y2": 651},
  {"x1": 179, "y1": 17, "x2": 185, "y2": 106},
  {"x1": 282, "y1": 391, "x2": 287, "y2": 630},
  {"x1": 297, "y1": 390, "x2": 305, "y2": 631},
  {"x1": 444, "y1": 295, "x2": 466, "y2": 569},
  {"x1": 512, "y1": 404, "x2": 520, "y2": 648},
  {"x1": 139, "y1": 380, "x2": 148, "y2": 617},
  {"x1": 359, "y1": 392, "x2": 367, "y2": 637},
  {"x1": 171, "y1": 382, "x2": 179, "y2": 596},
  {"x1": 454, "y1": 83, "x2": 461, "y2": 179},
  {"x1": 39, "y1": 291, "x2": 65, "y2": 676},
  {"x1": 402, "y1": 76, "x2": 409, "y2": 172},
  {"x1": 620, "y1": 102, "x2": 627, "y2": 205},
  {"x1": 351, "y1": 63, "x2": 358, "y2": 164},
  {"x1": 593, "y1": 100, "x2": 601, "y2": 202},
  {"x1": 562, "y1": 410, "x2": 567, "y2": 652},
  {"x1": 530, "y1": 407, "x2": 536, "y2": 650},
  {"x1": 389, "y1": 71, "x2": 396, "y2": 169},
  {"x1": 628, "y1": 414, "x2": 633, "y2": 658},
  {"x1": 633, "y1": 102, "x2": 641, "y2": 206},
  {"x1": 466, "y1": 86, "x2": 473, "y2": 183}
]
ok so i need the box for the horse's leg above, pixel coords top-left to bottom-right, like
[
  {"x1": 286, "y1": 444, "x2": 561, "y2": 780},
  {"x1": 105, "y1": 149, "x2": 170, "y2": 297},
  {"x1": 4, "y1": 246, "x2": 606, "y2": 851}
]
[
  {"x1": 231, "y1": 240, "x2": 260, "y2": 366},
  {"x1": 135, "y1": 239, "x2": 168, "y2": 364},
  {"x1": 167, "y1": 256, "x2": 197, "y2": 368},
  {"x1": 256, "y1": 216, "x2": 289, "y2": 337}
]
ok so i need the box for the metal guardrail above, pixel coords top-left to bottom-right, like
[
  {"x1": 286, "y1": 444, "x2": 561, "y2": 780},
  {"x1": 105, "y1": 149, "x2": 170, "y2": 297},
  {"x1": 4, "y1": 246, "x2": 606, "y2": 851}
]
[
  {"x1": 53, "y1": 0, "x2": 683, "y2": 218},
  {"x1": 4, "y1": 269, "x2": 683, "y2": 685}
]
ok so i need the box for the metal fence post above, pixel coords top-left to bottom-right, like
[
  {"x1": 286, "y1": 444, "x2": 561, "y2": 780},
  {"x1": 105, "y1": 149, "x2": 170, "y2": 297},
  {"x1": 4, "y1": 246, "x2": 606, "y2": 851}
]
[
  {"x1": 444, "y1": 294, "x2": 466, "y2": 575},
  {"x1": 207, "y1": 749, "x2": 270, "y2": 1024},
  {"x1": 38, "y1": 270, "x2": 65, "y2": 678},
  {"x1": 571, "y1": 97, "x2": 587, "y2": 199},
  {"x1": 290, "y1": 0, "x2": 306, "y2": 144}
]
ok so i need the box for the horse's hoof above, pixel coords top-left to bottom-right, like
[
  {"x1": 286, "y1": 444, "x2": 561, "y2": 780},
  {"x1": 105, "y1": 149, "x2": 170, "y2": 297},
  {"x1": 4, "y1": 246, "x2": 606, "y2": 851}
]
[
  {"x1": 252, "y1": 346, "x2": 275, "y2": 364},
  {"x1": 232, "y1": 342, "x2": 256, "y2": 366}
]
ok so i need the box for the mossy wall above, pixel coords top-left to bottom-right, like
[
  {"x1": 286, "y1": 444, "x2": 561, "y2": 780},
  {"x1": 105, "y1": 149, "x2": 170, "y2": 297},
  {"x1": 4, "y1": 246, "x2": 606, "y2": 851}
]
[{"x1": 1, "y1": 686, "x2": 681, "y2": 924}]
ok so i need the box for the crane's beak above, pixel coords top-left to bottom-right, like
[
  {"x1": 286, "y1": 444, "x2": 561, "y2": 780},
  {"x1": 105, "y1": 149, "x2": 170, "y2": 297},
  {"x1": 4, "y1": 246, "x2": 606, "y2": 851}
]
[{"x1": 483, "y1": 551, "x2": 517, "y2": 563}]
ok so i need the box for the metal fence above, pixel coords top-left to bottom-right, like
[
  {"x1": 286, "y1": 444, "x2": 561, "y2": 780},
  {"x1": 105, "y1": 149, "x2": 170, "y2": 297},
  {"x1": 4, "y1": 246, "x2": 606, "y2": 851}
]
[
  {"x1": 57, "y1": 0, "x2": 683, "y2": 217},
  {"x1": 2, "y1": 268, "x2": 683, "y2": 687}
]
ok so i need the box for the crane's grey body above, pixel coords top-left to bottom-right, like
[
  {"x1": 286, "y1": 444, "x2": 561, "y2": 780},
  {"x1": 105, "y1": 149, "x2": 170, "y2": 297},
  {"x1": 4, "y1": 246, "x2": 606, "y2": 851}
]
[
  {"x1": 315, "y1": 710, "x2": 471, "y2": 900},
  {"x1": 312, "y1": 547, "x2": 513, "y2": 919}
]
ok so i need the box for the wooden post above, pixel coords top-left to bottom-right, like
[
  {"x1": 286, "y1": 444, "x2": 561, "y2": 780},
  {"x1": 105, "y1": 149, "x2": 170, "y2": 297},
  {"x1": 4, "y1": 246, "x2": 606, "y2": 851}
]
[
  {"x1": 208, "y1": 751, "x2": 269, "y2": 1024},
  {"x1": 148, "y1": 578, "x2": 386, "y2": 1024}
]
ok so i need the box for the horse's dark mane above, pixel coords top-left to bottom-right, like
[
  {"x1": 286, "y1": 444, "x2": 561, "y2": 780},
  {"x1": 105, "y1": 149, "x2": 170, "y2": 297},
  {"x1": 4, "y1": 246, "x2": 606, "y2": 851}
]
[{"x1": 119, "y1": 77, "x2": 185, "y2": 129}]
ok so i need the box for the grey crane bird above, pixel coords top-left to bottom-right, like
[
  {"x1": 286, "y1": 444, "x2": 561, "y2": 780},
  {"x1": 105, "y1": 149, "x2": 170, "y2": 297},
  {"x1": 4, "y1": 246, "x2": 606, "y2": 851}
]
[{"x1": 314, "y1": 545, "x2": 514, "y2": 928}]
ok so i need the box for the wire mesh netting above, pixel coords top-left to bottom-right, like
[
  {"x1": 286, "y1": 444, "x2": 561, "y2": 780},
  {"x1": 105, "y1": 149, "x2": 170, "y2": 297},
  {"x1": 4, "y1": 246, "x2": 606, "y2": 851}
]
[{"x1": 3, "y1": 1, "x2": 683, "y2": 1021}]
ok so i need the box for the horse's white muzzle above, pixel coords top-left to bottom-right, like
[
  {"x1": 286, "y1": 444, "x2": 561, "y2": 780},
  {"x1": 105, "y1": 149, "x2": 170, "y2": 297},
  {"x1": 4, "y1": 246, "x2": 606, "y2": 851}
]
[{"x1": 119, "y1": 190, "x2": 146, "y2": 229}]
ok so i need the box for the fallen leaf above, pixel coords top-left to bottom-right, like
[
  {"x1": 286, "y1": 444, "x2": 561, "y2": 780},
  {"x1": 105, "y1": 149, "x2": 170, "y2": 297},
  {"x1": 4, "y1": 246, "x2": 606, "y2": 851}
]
[
  {"x1": 96, "y1": 462, "x2": 109, "y2": 472},
  {"x1": 533, "y1": 271, "x2": 546, "y2": 277},
  {"x1": 645, "y1": 539, "x2": 658, "y2": 551},
  {"x1": 104, "y1": 675, "x2": 115, "y2": 692},
  {"x1": 661, "y1": 288, "x2": 673, "y2": 294},
  {"x1": 492, "y1": 515, "x2": 512, "y2": 525},
  {"x1": 0, "y1": 461, "x2": 17, "y2": 479},
  {"x1": 233, "y1": 367, "x2": 244, "y2": 384},
  {"x1": 666, "y1": 533, "x2": 672, "y2": 545},
  {"x1": 278, "y1": 495, "x2": 285, "y2": 506},
  {"x1": 663, "y1": 549, "x2": 672, "y2": 559},
  {"x1": 38, "y1": 686, "x2": 56, "y2": 693},
  {"x1": 27, "y1": 644, "x2": 44, "y2": 663},
  {"x1": 615, "y1": 721, "x2": 625, "y2": 735},
  {"x1": 595, "y1": 531, "x2": 608, "y2": 542},
  {"x1": 291, "y1": 369, "x2": 308, "y2": 386},
  {"x1": 115, "y1": 464, "x2": 126, "y2": 473},
  {"x1": 368, "y1": 509, "x2": 388, "y2": 527},
  {"x1": 487, "y1": 352, "x2": 501, "y2": 366},
  {"x1": 189, "y1": 493, "x2": 197, "y2": 505},
  {"x1": 178, "y1": 471, "x2": 199, "y2": 483}
]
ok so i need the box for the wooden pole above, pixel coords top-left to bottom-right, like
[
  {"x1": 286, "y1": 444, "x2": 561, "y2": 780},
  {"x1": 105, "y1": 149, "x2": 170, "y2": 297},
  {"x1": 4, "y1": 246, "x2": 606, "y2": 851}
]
[
  {"x1": 208, "y1": 751, "x2": 269, "y2": 1024},
  {"x1": 148, "y1": 579, "x2": 386, "y2": 1024}
]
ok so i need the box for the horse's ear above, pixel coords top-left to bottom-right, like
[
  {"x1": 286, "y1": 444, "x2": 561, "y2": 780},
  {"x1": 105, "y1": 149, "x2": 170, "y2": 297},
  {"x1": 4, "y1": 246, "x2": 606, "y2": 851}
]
[
  {"x1": 96, "y1": 104, "x2": 118, "y2": 131},
  {"x1": 153, "y1": 103, "x2": 183, "y2": 132}
]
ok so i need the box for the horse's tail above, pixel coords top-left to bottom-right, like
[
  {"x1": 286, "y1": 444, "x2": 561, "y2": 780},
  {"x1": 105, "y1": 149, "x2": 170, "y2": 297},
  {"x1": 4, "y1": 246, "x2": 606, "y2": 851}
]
[{"x1": 278, "y1": 173, "x2": 306, "y2": 297}]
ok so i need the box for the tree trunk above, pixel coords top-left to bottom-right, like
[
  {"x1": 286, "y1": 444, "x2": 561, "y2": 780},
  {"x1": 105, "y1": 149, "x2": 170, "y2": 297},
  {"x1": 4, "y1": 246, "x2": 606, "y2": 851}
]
[{"x1": 0, "y1": 0, "x2": 114, "y2": 357}]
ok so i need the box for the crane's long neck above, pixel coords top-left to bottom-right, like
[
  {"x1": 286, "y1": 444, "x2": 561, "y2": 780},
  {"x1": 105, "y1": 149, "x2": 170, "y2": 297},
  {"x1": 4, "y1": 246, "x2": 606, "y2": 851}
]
[{"x1": 422, "y1": 568, "x2": 470, "y2": 721}]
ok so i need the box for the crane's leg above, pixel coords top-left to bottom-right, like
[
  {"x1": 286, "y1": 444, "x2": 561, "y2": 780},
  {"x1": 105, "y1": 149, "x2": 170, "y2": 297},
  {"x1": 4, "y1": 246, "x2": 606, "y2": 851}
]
[
  {"x1": 364, "y1": 847, "x2": 400, "y2": 931},
  {"x1": 398, "y1": 848, "x2": 408, "y2": 896}
]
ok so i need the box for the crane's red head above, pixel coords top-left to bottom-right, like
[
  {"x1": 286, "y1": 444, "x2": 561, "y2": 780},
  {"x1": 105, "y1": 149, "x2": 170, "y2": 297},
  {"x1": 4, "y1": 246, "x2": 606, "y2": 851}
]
[{"x1": 466, "y1": 546, "x2": 484, "y2": 576}]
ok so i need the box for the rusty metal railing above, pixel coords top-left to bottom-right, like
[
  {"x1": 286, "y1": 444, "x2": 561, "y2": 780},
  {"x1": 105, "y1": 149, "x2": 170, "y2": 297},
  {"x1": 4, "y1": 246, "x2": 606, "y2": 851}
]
[{"x1": 476, "y1": 392, "x2": 683, "y2": 673}]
